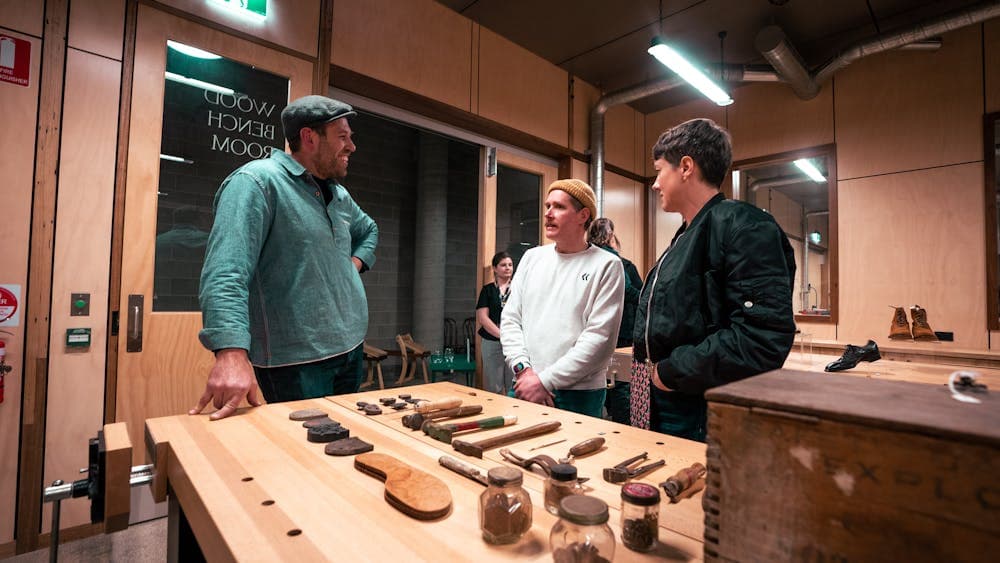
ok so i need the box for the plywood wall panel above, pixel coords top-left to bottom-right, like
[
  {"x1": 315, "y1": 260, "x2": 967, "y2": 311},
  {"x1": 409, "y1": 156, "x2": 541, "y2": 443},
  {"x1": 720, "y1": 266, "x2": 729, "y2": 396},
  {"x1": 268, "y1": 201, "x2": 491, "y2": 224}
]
[
  {"x1": 478, "y1": 28, "x2": 568, "y2": 147},
  {"x1": 332, "y1": 0, "x2": 472, "y2": 111},
  {"x1": 605, "y1": 104, "x2": 641, "y2": 174},
  {"x1": 838, "y1": 163, "x2": 986, "y2": 349},
  {"x1": 645, "y1": 99, "x2": 724, "y2": 176},
  {"x1": 0, "y1": 29, "x2": 40, "y2": 547},
  {"x1": 68, "y1": 0, "x2": 125, "y2": 60},
  {"x1": 572, "y1": 78, "x2": 600, "y2": 154},
  {"x1": 42, "y1": 49, "x2": 121, "y2": 530},
  {"x1": 727, "y1": 82, "x2": 834, "y2": 162},
  {"x1": 569, "y1": 157, "x2": 589, "y2": 182},
  {"x1": 603, "y1": 171, "x2": 644, "y2": 273},
  {"x1": 0, "y1": 0, "x2": 43, "y2": 36},
  {"x1": 835, "y1": 26, "x2": 983, "y2": 180},
  {"x1": 157, "y1": 0, "x2": 319, "y2": 57},
  {"x1": 987, "y1": 18, "x2": 1000, "y2": 113}
]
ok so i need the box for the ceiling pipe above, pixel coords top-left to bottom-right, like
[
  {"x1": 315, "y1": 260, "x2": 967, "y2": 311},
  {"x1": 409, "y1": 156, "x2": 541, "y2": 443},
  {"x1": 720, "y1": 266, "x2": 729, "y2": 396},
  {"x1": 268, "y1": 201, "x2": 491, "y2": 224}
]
[
  {"x1": 589, "y1": 65, "x2": 777, "y2": 213},
  {"x1": 757, "y1": 1, "x2": 1000, "y2": 100}
]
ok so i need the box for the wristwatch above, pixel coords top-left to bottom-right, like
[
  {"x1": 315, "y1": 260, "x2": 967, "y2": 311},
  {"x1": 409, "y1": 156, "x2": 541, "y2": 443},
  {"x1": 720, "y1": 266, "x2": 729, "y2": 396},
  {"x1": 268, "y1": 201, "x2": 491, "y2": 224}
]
[{"x1": 512, "y1": 361, "x2": 530, "y2": 375}]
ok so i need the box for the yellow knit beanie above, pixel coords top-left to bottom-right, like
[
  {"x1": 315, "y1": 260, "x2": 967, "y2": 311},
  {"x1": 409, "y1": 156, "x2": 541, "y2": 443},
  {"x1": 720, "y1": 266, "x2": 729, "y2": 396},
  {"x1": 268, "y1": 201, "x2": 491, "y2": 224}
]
[{"x1": 548, "y1": 179, "x2": 597, "y2": 222}]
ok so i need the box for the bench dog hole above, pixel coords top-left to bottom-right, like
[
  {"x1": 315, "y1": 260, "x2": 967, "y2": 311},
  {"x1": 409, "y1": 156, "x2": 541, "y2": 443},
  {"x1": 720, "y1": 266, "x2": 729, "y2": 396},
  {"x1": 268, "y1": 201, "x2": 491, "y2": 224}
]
[
  {"x1": 241, "y1": 477, "x2": 253, "y2": 482},
  {"x1": 287, "y1": 529, "x2": 302, "y2": 537},
  {"x1": 261, "y1": 500, "x2": 275, "y2": 506}
]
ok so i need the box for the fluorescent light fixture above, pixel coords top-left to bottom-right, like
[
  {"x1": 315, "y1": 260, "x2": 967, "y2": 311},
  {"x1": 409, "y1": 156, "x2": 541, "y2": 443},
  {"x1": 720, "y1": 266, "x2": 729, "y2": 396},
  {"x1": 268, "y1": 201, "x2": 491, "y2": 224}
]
[
  {"x1": 160, "y1": 153, "x2": 193, "y2": 164},
  {"x1": 167, "y1": 40, "x2": 222, "y2": 60},
  {"x1": 794, "y1": 158, "x2": 827, "y2": 182},
  {"x1": 207, "y1": 0, "x2": 267, "y2": 22},
  {"x1": 164, "y1": 71, "x2": 235, "y2": 95},
  {"x1": 648, "y1": 37, "x2": 733, "y2": 106}
]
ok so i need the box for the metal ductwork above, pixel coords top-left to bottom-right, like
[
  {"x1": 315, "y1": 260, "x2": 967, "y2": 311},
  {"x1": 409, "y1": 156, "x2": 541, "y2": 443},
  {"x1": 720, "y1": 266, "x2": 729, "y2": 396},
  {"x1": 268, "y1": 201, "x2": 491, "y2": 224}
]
[
  {"x1": 757, "y1": 1, "x2": 1000, "y2": 100},
  {"x1": 589, "y1": 65, "x2": 777, "y2": 211}
]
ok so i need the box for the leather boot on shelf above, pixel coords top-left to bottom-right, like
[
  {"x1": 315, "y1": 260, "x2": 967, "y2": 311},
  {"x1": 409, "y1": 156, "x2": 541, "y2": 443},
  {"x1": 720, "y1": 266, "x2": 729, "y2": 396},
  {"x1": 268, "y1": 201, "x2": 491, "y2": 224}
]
[
  {"x1": 888, "y1": 306, "x2": 911, "y2": 340},
  {"x1": 825, "y1": 340, "x2": 881, "y2": 372},
  {"x1": 909, "y1": 305, "x2": 938, "y2": 341}
]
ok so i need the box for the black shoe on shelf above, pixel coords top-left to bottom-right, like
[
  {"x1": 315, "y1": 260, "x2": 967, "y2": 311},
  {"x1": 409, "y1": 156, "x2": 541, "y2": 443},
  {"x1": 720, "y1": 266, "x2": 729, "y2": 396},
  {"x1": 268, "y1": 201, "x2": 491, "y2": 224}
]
[{"x1": 824, "y1": 340, "x2": 881, "y2": 372}]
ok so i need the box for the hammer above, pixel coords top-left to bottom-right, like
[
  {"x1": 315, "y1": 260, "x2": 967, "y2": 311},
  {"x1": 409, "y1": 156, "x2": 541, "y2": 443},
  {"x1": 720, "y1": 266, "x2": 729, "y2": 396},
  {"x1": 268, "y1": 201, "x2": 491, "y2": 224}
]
[
  {"x1": 425, "y1": 415, "x2": 517, "y2": 444},
  {"x1": 452, "y1": 421, "x2": 562, "y2": 458},
  {"x1": 414, "y1": 397, "x2": 462, "y2": 413},
  {"x1": 401, "y1": 405, "x2": 483, "y2": 430}
]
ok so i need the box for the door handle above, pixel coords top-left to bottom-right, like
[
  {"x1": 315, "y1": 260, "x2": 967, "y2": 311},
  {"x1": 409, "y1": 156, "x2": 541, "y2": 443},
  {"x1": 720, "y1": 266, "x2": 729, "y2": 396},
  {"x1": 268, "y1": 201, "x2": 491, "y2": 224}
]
[{"x1": 126, "y1": 294, "x2": 143, "y2": 352}]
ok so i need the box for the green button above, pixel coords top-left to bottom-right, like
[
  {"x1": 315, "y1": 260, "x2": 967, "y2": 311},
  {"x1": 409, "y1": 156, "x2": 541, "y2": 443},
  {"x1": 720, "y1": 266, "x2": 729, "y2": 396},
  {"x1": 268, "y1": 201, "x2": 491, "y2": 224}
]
[{"x1": 74, "y1": 299, "x2": 86, "y2": 308}]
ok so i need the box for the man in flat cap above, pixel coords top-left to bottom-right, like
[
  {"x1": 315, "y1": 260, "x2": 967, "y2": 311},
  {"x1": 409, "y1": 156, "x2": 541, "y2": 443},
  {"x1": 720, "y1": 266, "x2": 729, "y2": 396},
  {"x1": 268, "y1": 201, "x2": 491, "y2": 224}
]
[
  {"x1": 192, "y1": 95, "x2": 378, "y2": 420},
  {"x1": 500, "y1": 179, "x2": 624, "y2": 417}
]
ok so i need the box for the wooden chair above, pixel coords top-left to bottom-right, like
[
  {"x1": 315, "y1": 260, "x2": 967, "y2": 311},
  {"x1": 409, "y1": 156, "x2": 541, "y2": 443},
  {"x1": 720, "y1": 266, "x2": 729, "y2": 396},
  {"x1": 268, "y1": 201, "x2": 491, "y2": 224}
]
[
  {"x1": 396, "y1": 333, "x2": 430, "y2": 385},
  {"x1": 361, "y1": 342, "x2": 388, "y2": 390}
]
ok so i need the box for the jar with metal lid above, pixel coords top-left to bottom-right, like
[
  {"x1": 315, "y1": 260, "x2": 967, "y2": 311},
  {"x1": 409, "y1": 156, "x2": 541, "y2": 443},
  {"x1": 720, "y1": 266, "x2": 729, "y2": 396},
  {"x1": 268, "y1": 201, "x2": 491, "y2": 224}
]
[
  {"x1": 479, "y1": 466, "x2": 532, "y2": 545},
  {"x1": 620, "y1": 482, "x2": 660, "y2": 551},
  {"x1": 549, "y1": 495, "x2": 615, "y2": 563},
  {"x1": 544, "y1": 463, "x2": 583, "y2": 515}
]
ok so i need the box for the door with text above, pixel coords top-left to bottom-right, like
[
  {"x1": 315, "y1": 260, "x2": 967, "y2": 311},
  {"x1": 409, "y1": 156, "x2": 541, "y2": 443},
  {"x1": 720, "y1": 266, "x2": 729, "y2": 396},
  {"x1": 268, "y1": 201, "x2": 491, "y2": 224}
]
[{"x1": 116, "y1": 5, "x2": 313, "y2": 461}]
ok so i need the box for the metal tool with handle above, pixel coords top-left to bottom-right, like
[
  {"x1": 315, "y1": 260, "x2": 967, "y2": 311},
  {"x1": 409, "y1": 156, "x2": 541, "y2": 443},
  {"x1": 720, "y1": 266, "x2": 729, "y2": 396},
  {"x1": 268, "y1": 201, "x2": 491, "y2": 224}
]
[
  {"x1": 558, "y1": 437, "x2": 606, "y2": 464},
  {"x1": 602, "y1": 452, "x2": 666, "y2": 483},
  {"x1": 438, "y1": 455, "x2": 489, "y2": 486},
  {"x1": 452, "y1": 421, "x2": 562, "y2": 458},
  {"x1": 425, "y1": 415, "x2": 517, "y2": 443}
]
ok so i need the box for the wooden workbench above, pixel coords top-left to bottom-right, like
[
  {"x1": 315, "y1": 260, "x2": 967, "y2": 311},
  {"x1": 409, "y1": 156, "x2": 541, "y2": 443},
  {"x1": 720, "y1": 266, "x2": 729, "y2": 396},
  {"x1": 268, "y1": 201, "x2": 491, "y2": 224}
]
[{"x1": 145, "y1": 382, "x2": 707, "y2": 562}]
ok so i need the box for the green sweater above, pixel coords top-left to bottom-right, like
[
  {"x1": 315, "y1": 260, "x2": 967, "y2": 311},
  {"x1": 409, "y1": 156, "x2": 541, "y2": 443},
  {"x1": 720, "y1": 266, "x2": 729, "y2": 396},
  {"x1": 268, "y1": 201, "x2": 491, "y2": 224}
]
[{"x1": 199, "y1": 150, "x2": 378, "y2": 367}]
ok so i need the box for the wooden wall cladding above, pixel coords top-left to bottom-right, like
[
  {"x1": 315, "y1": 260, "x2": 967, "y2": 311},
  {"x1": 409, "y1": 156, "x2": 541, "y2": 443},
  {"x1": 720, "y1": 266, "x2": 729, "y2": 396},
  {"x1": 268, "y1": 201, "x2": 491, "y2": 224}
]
[
  {"x1": 603, "y1": 171, "x2": 645, "y2": 273},
  {"x1": 0, "y1": 0, "x2": 42, "y2": 36},
  {"x1": 644, "y1": 98, "x2": 724, "y2": 176},
  {"x1": 478, "y1": 27, "x2": 569, "y2": 147},
  {"x1": 605, "y1": 103, "x2": 644, "y2": 175},
  {"x1": 571, "y1": 78, "x2": 601, "y2": 154},
  {"x1": 0, "y1": 29, "x2": 40, "y2": 547},
  {"x1": 332, "y1": 0, "x2": 473, "y2": 111},
  {"x1": 988, "y1": 18, "x2": 1000, "y2": 113},
  {"x1": 68, "y1": 0, "x2": 125, "y2": 60},
  {"x1": 728, "y1": 82, "x2": 834, "y2": 162},
  {"x1": 41, "y1": 49, "x2": 122, "y2": 532},
  {"x1": 835, "y1": 26, "x2": 983, "y2": 180},
  {"x1": 156, "y1": 0, "x2": 319, "y2": 57},
  {"x1": 838, "y1": 163, "x2": 986, "y2": 349}
]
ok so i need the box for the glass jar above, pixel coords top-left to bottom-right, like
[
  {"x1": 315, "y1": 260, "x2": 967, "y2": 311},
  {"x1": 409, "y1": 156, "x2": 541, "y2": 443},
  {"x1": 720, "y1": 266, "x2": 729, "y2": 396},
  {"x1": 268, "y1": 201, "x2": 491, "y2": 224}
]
[
  {"x1": 479, "y1": 467, "x2": 532, "y2": 545},
  {"x1": 549, "y1": 495, "x2": 615, "y2": 563},
  {"x1": 544, "y1": 463, "x2": 583, "y2": 515},
  {"x1": 620, "y1": 482, "x2": 660, "y2": 552}
]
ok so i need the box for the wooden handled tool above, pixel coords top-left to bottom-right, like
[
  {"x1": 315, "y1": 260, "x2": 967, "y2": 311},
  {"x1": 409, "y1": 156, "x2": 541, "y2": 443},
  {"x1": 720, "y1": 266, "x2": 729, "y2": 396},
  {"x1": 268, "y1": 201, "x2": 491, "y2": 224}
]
[
  {"x1": 424, "y1": 415, "x2": 516, "y2": 444},
  {"x1": 452, "y1": 421, "x2": 562, "y2": 458},
  {"x1": 414, "y1": 397, "x2": 462, "y2": 413},
  {"x1": 402, "y1": 405, "x2": 483, "y2": 430},
  {"x1": 660, "y1": 462, "x2": 706, "y2": 503},
  {"x1": 558, "y1": 437, "x2": 606, "y2": 464},
  {"x1": 438, "y1": 455, "x2": 489, "y2": 486},
  {"x1": 354, "y1": 453, "x2": 452, "y2": 520}
]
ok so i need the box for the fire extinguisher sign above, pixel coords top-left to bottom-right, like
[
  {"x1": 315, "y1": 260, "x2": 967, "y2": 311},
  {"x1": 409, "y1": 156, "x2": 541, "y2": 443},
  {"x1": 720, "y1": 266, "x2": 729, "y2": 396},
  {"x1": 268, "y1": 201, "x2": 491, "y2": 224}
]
[
  {"x1": 0, "y1": 285, "x2": 20, "y2": 326},
  {"x1": 0, "y1": 34, "x2": 31, "y2": 87}
]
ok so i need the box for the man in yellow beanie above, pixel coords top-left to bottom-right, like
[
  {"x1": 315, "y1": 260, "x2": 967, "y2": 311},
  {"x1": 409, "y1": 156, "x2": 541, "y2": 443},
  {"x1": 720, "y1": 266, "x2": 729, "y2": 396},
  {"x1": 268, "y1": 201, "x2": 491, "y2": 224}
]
[{"x1": 500, "y1": 179, "x2": 624, "y2": 417}]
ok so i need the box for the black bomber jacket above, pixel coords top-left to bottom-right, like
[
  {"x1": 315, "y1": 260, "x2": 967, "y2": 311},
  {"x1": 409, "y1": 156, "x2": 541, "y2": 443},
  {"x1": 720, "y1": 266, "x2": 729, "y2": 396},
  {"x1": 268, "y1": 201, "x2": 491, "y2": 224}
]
[{"x1": 633, "y1": 194, "x2": 797, "y2": 397}]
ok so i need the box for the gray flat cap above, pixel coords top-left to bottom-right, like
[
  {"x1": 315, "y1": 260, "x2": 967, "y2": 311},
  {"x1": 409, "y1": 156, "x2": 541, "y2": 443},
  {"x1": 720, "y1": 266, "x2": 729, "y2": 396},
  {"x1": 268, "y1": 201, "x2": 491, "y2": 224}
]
[{"x1": 281, "y1": 95, "x2": 357, "y2": 142}]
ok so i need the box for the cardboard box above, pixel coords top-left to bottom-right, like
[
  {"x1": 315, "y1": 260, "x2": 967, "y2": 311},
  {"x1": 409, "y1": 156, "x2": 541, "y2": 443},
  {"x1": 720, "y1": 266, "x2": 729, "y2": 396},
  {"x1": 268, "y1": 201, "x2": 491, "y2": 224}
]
[{"x1": 704, "y1": 369, "x2": 999, "y2": 562}]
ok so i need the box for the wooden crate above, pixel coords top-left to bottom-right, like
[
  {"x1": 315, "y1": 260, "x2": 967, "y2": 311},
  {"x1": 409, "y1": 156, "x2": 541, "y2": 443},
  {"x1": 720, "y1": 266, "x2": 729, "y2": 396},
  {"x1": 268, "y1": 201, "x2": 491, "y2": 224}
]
[{"x1": 703, "y1": 369, "x2": 999, "y2": 563}]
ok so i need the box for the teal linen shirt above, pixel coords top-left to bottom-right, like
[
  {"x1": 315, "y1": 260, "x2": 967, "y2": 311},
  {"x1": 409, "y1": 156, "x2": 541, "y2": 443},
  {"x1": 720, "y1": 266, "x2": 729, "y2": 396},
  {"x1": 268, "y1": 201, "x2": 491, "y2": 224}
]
[{"x1": 198, "y1": 150, "x2": 378, "y2": 367}]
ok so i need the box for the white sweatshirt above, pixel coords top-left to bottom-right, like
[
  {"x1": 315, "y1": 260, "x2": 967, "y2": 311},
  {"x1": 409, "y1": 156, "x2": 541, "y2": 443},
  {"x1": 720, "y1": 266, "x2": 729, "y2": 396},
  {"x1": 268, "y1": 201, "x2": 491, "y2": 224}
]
[{"x1": 501, "y1": 244, "x2": 625, "y2": 391}]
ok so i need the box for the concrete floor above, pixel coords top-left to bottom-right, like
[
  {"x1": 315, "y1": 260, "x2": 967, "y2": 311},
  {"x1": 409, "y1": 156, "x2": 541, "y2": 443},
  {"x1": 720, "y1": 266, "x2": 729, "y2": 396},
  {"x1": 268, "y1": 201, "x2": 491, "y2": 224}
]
[{"x1": 7, "y1": 518, "x2": 167, "y2": 563}]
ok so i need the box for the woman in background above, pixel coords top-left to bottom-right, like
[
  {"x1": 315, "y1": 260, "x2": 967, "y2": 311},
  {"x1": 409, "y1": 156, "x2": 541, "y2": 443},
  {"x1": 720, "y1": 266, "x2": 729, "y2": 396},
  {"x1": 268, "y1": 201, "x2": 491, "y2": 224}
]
[
  {"x1": 587, "y1": 218, "x2": 643, "y2": 424},
  {"x1": 476, "y1": 251, "x2": 514, "y2": 394}
]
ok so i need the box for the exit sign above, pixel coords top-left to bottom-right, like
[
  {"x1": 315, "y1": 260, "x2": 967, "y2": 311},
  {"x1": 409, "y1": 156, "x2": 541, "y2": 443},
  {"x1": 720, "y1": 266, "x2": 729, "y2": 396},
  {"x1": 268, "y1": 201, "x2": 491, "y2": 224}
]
[{"x1": 210, "y1": 0, "x2": 266, "y2": 18}]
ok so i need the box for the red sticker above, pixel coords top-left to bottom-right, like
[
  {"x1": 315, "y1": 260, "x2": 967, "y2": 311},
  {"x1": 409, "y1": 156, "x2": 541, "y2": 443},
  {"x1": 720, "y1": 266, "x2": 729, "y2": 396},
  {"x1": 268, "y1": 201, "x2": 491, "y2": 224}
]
[
  {"x1": 0, "y1": 34, "x2": 31, "y2": 88},
  {"x1": 0, "y1": 286, "x2": 17, "y2": 323}
]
